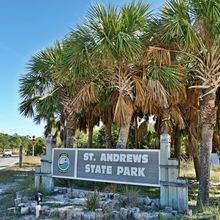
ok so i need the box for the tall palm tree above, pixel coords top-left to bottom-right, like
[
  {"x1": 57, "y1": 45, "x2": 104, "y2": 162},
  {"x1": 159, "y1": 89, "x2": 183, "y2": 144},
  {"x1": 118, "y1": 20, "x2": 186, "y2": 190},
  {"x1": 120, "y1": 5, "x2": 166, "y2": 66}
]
[
  {"x1": 147, "y1": 19, "x2": 201, "y2": 179},
  {"x1": 61, "y1": 1, "x2": 149, "y2": 148},
  {"x1": 63, "y1": 1, "x2": 183, "y2": 149},
  {"x1": 159, "y1": 0, "x2": 220, "y2": 205},
  {"x1": 19, "y1": 42, "x2": 76, "y2": 148}
]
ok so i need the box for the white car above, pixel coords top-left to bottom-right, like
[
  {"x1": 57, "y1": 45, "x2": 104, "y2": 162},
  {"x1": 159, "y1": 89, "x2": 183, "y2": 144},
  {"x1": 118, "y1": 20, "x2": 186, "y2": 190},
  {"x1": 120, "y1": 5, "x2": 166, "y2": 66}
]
[{"x1": 2, "y1": 149, "x2": 12, "y2": 157}]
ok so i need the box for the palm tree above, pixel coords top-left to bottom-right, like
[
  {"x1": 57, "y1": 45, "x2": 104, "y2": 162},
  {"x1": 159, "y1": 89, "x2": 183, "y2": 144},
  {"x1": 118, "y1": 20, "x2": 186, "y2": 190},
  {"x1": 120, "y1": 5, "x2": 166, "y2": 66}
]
[
  {"x1": 159, "y1": 0, "x2": 220, "y2": 205},
  {"x1": 63, "y1": 1, "x2": 184, "y2": 149},
  {"x1": 19, "y1": 42, "x2": 76, "y2": 148},
  {"x1": 60, "y1": 1, "x2": 149, "y2": 148},
  {"x1": 147, "y1": 20, "x2": 201, "y2": 178}
]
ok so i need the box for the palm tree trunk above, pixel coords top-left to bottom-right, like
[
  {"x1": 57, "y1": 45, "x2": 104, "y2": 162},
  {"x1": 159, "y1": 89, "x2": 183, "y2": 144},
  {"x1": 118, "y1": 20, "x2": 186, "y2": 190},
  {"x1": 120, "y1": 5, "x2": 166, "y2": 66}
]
[
  {"x1": 160, "y1": 107, "x2": 172, "y2": 135},
  {"x1": 198, "y1": 125, "x2": 213, "y2": 205},
  {"x1": 64, "y1": 120, "x2": 74, "y2": 148},
  {"x1": 65, "y1": 129, "x2": 73, "y2": 148},
  {"x1": 63, "y1": 120, "x2": 73, "y2": 187},
  {"x1": 198, "y1": 90, "x2": 217, "y2": 206},
  {"x1": 87, "y1": 108, "x2": 94, "y2": 148},
  {"x1": 116, "y1": 113, "x2": 132, "y2": 149},
  {"x1": 116, "y1": 125, "x2": 130, "y2": 149},
  {"x1": 88, "y1": 123, "x2": 93, "y2": 148},
  {"x1": 187, "y1": 138, "x2": 200, "y2": 181},
  {"x1": 105, "y1": 108, "x2": 113, "y2": 148},
  {"x1": 193, "y1": 154, "x2": 200, "y2": 182}
]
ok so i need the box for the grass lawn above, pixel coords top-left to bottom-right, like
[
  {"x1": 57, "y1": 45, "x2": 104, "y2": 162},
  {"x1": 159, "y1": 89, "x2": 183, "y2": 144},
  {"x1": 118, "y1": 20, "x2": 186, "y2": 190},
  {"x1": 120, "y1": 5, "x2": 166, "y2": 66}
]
[
  {"x1": 181, "y1": 160, "x2": 220, "y2": 206},
  {"x1": 17, "y1": 155, "x2": 41, "y2": 167}
]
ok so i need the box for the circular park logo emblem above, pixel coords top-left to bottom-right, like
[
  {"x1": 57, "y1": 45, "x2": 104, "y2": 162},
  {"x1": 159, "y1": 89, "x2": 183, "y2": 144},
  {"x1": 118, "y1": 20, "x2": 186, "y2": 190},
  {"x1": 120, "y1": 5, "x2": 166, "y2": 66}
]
[{"x1": 58, "y1": 153, "x2": 70, "y2": 173}]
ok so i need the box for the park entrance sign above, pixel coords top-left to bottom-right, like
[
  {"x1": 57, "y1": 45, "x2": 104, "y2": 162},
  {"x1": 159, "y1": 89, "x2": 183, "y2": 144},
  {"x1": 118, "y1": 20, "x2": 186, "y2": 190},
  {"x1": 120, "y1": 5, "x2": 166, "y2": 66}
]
[
  {"x1": 36, "y1": 134, "x2": 188, "y2": 212},
  {"x1": 52, "y1": 149, "x2": 160, "y2": 187}
]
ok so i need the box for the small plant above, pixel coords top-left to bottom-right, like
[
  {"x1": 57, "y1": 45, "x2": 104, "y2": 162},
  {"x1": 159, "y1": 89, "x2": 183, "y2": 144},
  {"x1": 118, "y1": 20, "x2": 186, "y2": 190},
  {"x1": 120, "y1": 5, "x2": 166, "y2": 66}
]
[
  {"x1": 85, "y1": 191, "x2": 100, "y2": 211},
  {"x1": 119, "y1": 186, "x2": 140, "y2": 207}
]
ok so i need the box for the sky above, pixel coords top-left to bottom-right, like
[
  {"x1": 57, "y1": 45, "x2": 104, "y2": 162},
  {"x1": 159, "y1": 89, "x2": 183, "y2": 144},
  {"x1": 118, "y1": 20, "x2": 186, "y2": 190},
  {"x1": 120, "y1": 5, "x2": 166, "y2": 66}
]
[{"x1": 0, "y1": 0, "x2": 164, "y2": 138}]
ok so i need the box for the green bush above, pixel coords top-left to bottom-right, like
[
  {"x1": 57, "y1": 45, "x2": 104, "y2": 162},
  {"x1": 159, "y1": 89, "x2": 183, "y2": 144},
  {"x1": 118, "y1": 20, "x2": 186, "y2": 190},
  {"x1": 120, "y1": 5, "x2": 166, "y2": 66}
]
[
  {"x1": 90, "y1": 125, "x2": 118, "y2": 148},
  {"x1": 86, "y1": 191, "x2": 100, "y2": 211}
]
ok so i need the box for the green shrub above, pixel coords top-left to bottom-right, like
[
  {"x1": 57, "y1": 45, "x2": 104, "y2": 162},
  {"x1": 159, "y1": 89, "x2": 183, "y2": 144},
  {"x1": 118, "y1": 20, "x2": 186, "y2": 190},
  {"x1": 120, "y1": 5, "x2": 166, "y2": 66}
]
[{"x1": 86, "y1": 191, "x2": 100, "y2": 211}]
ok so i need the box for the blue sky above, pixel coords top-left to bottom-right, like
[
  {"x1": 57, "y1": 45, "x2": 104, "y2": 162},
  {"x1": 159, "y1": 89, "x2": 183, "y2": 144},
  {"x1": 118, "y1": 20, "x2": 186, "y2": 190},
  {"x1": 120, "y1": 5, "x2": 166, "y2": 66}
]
[{"x1": 0, "y1": 0, "x2": 164, "y2": 137}]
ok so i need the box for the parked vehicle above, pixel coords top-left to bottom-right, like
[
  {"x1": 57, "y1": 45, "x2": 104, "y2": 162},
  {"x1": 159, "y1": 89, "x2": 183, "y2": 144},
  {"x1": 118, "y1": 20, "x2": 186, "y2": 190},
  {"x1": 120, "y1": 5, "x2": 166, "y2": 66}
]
[{"x1": 2, "y1": 149, "x2": 12, "y2": 157}]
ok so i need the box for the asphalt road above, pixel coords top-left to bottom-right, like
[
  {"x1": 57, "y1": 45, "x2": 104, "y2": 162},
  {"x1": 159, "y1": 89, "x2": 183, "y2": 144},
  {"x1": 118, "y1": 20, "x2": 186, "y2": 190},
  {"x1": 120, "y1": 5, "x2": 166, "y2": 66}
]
[{"x1": 0, "y1": 155, "x2": 19, "y2": 170}]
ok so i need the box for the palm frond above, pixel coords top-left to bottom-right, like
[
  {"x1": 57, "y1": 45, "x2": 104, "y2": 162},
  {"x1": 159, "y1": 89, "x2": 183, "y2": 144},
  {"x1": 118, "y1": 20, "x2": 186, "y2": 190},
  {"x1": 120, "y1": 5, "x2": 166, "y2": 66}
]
[
  {"x1": 170, "y1": 85, "x2": 187, "y2": 105},
  {"x1": 159, "y1": 0, "x2": 204, "y2": 51},
  {"x1": 19, "y1": 43, "x2": 63, "y2": 128},
  {"x1": 85, "y1": 1, "x2": 149, "y2": 62},
  {"x1": 190, "y1": 0, "x2": 220, "y2": 37},
  {"x1": 149, "y1": 66, "x2": 182, "y2": 93},
  {"x1": 170, "y1": 105, "x2": 185, "y2": 129},
  {"x1": 63, "y1": 25, "x2": 97, "y2": 79},
  {"x1": 18, "y1": 97, "x2": 38, "y2": 118},
  {"x1": 70, "y1": 82, "x2": 98, "y2": 113},
  {"x1": 134, "y1": 76, "x2": 145, "y2": 107},
  {"x1": 113, "y1": 95, "x2": 133, "y2": 126},
  {"x1": 142, "y1": 79, "x2": 168, "y2": 114},
  {"x1": 189, "y1": 44, "x2": 220, "y2": 96},
  {"x1": 111, "y1": 68, "x2": 134, "y2": 100},
  {"x1": 121, "y1": 0, "x2": 151, "y2": 34},
  {"x1": 142, "y1": 47, "x2": 171, "y2": 66}
]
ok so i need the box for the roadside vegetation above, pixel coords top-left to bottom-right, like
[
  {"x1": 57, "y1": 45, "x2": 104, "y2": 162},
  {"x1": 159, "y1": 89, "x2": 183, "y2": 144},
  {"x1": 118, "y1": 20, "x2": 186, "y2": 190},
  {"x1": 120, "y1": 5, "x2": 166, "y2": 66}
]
[{"x1": 0, "y1": 133, "x2": 45, "y2": 155}]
